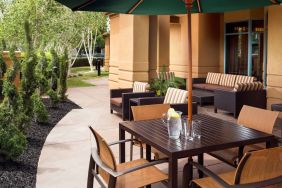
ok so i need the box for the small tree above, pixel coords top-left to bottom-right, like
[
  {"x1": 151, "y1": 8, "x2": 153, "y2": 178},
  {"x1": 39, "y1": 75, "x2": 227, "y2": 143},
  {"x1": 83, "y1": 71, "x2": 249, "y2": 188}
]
[
  {"x1": 0, "y1": 49, "x2": 27, "y2": 160},
  {"x1": 36, "y1": 51, "x2": 49, "y2": 95},
  {"x1": 58, "y1": 48, "x2": 69, "y2": 101},
  {"x1": 0, "y1": 53, "x2": 7, "y2": 98},
  {"x1": 31, "y1": 93, "x2": 48, "y2": 123},
  {"x1": 20, "y1": 21, "x2": 38, "y2": 118},
  {"x1": 49, "y1": 48, "x2": 59, "y2": 91}
]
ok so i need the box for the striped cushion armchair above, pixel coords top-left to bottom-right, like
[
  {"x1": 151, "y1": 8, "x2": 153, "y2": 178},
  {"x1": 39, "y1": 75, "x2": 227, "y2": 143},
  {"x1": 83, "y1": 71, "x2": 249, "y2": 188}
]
[
  {"x1": 110, "y1": 82, "x2": 155, "y2": 120},
  {"x1": 129, "y1": 87, "x2": 197, "y2": 119}
]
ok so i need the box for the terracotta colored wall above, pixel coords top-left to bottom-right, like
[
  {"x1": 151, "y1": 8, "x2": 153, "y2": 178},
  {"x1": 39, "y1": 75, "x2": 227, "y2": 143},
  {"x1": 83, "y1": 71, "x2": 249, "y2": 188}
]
[
  {"x1": 169, "y1": 14, "x2": 220, "y2": 78},
  {"x1": 149, "y1": 16, "x2": 170, "y2": 79},
  {"x1": 108, "y1": 14, "x2": 149, "y2": 89},
  {"x1": 2, "y1": 51, "x2": 21, "y2": 88},
  {"x1": 266, "y1": 6, "x2": 282, "y2": 109}
]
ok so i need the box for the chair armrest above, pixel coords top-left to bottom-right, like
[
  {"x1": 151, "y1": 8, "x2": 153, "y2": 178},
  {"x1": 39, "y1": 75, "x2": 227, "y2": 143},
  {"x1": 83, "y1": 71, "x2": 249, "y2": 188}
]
[
  {"x1": 110, "y1": 88, "x2": 133, "y2": 98},
  {"x1": 92, "y1": 147, "x2": 167, "y2": 178},
  {"x1": 192, "y1": 162, "x2": 231, "y2": 188},
  {"x1": 193, "y1": 78, "x2": 206, "y2": 84},
  {"x1": 122, "y1": 91, "x2": 155, "y2": 120},
  {"x1": 137, "y1": 97, "x2": 165, "y2": 105},
  {"x1": 108, "y1": 139, "x2": 135, "y2": 146}
]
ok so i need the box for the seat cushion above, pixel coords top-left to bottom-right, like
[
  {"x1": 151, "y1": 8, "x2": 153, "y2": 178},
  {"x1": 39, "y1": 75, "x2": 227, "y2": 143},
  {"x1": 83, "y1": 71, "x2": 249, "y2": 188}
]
[
  {"x1": 193, "y1": 83, "x2": 233, "y2": 92},
  {"x1": 111, "y1": 97, "x2": 122, "y2": 107},
  {"x1": 116, "y1": 159, "x2": 168, "y2": 188},
  {"x1": 193, "y1": 171, "x2": 235, "y2": 188}
]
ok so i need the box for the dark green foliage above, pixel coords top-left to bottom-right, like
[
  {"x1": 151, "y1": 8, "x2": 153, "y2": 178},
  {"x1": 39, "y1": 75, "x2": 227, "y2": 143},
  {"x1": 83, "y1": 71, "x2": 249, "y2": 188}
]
[
  {"x1": 0, "y1": 122, "x2": 27, "y2": 160},
  {"x1": 32, "y1": 93, "x2": 48, "y2": 123},
  {"x1": 7, "y1": 47, "x2": 20, "y2": 82},
  {"x1": 1, "y1": 39, "x2": 7, "y2": 51},
  {"x1": 20, "y1": 21, "x2": 38, "y2": 117},
  {"x1": 0, "y1": 53, "x2": 7, "y2": 78},
  {"x1": 47, "y1": 89, "x2": 59, "y2": 108},
  {"x1": 49, "y1": 48, "x2": 59, "y2": 91},
  {"x1": 36, "y1": 51, "x2": 49, "y2": 95},
  {"x1": 58, "y1": 49, "x2": 69, "y2": 101}
]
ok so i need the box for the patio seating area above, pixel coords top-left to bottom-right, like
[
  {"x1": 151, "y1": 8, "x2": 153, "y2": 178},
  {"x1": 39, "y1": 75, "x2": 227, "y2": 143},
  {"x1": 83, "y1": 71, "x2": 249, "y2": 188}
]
[{"x1": 36, "y1": 78, "x2": 282, "y2": 188}]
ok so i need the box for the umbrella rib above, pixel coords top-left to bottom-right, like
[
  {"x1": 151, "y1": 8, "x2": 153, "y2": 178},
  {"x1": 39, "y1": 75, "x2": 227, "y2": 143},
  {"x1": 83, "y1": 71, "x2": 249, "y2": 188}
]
[
  {"x1": 196, "y1": 0, "x2": 202, "y2": 13},
  {"x1": 127, "y1": 0, "x2": 143, "y2": 14},
  {"x1": 270, "y1": 0, "x2": 281, "y2": 4},
  {"x1": 72, "y1": 0, "x2": 97, "y2": 11}
]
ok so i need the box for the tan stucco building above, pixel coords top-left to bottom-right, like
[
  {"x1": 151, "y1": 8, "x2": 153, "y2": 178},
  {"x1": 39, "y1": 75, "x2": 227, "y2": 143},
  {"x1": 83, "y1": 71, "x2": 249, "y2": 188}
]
[{"x1": 106, "y1": 6, "x2": 282, "y2": 108}]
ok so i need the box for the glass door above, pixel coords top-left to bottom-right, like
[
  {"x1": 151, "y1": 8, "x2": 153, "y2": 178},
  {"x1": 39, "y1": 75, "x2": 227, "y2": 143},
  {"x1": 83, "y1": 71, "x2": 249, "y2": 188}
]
[
  {"x1": 225, "y1": 21, "x2": 249, "y2": 75},
  {"x1": 251, "y1": 20, "x2": 264, "y2": 81}
]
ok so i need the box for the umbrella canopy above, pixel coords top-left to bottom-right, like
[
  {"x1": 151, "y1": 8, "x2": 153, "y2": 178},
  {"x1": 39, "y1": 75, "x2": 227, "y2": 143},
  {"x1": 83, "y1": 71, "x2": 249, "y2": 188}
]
[
  {"x1": 56, "y1": 0, "x2": 281, "y2": 14},
  {"x1": 56, "y1": 0, "x2": 281, "y2": 123}
]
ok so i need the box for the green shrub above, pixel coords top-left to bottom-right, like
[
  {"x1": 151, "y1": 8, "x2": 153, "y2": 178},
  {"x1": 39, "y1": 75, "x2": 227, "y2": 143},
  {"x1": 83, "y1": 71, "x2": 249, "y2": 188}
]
[
  {"x1": 32, "y1": 93, "x2": 48, "y2": 123},
  {"x1": 0, "y1": 53, "x2": 7, "y2": 78},
  {"x1": 36, "y1": 51, "x2": 49, "y2": 95},
  {"x1": 58, "y1": 49, "x2": 69, "y2": 101},
  {"x1": 0, "y1": 104, "x2": 27, "y2": 160},
  {"x1": 47, "y1": 89, "x2": 59, "y2": 108},
  {"x1": 49, "y1": 48, "x2": 59, "y2": 91},
  {"x1": 0, "y1": 124, "x2": 27, "y2": 160},
  {"x1": 20, "y1": 21, "x2": 38, "y2": 117}
]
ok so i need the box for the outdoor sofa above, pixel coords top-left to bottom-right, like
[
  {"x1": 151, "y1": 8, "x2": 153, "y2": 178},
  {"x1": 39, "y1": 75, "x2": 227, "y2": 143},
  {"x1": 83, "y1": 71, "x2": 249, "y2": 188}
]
[
  {"x1": 110, "y1": 81, "x2": 155, "y2": 120},
  {"x1": 130, "y1": 87, "x2": 198, "y2": 116},
  {"x1": 193, "y1": 72, "x2": 266, "y2": 117}
]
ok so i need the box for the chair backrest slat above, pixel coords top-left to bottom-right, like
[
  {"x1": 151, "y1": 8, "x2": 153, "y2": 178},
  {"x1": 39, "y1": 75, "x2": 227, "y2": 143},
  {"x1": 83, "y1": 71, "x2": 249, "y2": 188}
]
[
  {"x1": 131, "y1": 104, "x2": 171, "y2": 121},
  {"x1": 234, "y1": 147, "x2": 282, "y2": 186},
  {"x1": 237, "y1": 105, "x2": 279, "y2": 134},
  {"x1": 164, "y1": 87, "x2": 187, "y2": 104},
  {"x1": 89, "y1": 126, "x2": 117, "y2": 183}
]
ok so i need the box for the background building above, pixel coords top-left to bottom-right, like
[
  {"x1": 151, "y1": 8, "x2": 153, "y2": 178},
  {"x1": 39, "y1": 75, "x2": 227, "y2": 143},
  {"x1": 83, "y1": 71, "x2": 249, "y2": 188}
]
[{"x1": 106, "y1": 6, "x2": 282, "y2": 108}]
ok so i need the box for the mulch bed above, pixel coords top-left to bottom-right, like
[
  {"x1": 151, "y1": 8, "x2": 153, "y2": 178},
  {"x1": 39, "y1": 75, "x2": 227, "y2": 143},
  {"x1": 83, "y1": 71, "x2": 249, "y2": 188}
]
[{"x1": 0, "y1": 98, "x2": 81, "y2": 188}]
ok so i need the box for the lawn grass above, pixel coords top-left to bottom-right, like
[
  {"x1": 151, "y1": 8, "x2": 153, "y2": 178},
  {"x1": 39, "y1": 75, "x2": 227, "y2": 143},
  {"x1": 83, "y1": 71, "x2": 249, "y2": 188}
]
[{"x1": 67, "y1": 66, "x2": 109, "y2": 88}]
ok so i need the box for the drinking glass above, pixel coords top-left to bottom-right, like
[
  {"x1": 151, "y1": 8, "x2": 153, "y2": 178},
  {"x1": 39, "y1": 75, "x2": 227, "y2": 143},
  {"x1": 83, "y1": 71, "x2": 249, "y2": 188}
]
[{"x1": 192, "y1": 120, "x2": 201, "y2": 139}]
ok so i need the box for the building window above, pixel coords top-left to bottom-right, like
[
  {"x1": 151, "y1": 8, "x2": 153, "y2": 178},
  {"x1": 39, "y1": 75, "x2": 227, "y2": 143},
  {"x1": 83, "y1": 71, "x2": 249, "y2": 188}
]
[{"x1": 225, "y1": 20, "x2": 264, "y2": 81}]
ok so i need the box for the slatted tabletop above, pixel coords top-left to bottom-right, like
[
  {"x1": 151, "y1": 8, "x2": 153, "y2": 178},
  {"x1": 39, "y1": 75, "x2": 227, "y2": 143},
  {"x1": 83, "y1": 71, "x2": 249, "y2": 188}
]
[
  {"x1": 119, "y1": 114, "x2": 276, "y2": 188},
  {"x1": 120, "y1": 114, "x2": 275, "y2": 158}
]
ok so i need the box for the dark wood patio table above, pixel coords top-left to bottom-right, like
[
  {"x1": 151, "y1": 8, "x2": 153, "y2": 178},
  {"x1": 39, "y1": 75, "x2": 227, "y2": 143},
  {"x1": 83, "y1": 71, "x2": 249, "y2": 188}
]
[{"x1": 119, "y1": 114, "x2": 277, "y2": 188}]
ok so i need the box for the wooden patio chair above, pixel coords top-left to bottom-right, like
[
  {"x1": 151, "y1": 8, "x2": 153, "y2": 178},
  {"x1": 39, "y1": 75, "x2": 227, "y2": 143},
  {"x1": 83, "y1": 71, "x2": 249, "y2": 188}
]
[
  {"x1": 87, "y1": 126, "x2": 168, "y2": 188},
  {"x1": 192, "y1": 147, "x2": 282, "y2": 188},
  {"x1": 130, "y1": 104, "x2": 171, "y2": 161},
  {"x1": 209, "y1": 105, "x2": 279, "y2": 167}
]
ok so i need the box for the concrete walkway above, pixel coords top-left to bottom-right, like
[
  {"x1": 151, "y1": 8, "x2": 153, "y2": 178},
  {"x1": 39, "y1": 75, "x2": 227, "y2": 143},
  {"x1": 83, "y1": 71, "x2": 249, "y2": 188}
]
[{"x1": 37, "y1": 78, "x2": 235, "y2": 188}]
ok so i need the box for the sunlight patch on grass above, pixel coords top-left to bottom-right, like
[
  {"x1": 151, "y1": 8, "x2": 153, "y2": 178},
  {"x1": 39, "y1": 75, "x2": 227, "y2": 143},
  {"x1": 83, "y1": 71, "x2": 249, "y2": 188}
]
[{"x1": 67, "y1": 77, "x2": 95, "y2": 88}]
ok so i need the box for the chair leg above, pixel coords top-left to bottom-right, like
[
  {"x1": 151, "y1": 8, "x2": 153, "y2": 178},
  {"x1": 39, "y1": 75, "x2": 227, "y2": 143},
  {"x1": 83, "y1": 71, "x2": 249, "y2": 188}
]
[
  {"x1": 214, "y1": 107, "x2": 217, "y2": 113},
  {"x1": 140, "y1": 144, "x2": 143, "y2": 159},
  {"x1": 87, "y1": 156, "x2": 95, "y2": 188},
  {"x1": 130, "y1": 135, "x2": 134, "y2": 161},
  {"x1": 110, "y1": 109, "x2": 113, "y2": 114}
]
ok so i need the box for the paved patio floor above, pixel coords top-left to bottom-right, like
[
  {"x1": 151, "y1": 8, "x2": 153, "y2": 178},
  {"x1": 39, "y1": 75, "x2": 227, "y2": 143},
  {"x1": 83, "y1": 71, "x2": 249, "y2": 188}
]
[{"x1": 36, "y1": 77, "x2": 280, "y2": 188}]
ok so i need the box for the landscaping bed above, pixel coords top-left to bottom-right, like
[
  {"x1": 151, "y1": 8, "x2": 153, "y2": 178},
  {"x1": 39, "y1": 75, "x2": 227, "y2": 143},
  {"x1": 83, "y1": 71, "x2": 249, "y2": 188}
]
[{"x1": 0, "y1": 98, "x2": 81, "y2": 187}]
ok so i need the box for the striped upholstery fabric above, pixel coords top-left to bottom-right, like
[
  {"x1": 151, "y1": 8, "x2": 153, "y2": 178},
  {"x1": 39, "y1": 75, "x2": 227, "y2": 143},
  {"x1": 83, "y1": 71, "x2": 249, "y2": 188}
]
[
  {"x1": 164, "y1": 87, "x2": 187, "y2": 104},
  {"x1": 219, "y1": 74, "x2": 237, "y2": 87},
  {"x1": 206, "y1": 72, "x2": 222, "y2": 85},
  {"x1": 234, "y1": 82, "x2": 264, "y2": 92},
  {"x1": 235, "y1": 75, "x2": 255, "y2": 85},
  {"x1": 133, "y1": 82, "x2": 149, "y2": 93}
]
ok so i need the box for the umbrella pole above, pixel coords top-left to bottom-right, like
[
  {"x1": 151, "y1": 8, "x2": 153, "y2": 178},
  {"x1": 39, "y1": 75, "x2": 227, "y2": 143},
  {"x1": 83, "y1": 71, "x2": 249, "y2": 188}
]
[{"x1": 185, "y1": 1, "x2": 193, "y2": 124}]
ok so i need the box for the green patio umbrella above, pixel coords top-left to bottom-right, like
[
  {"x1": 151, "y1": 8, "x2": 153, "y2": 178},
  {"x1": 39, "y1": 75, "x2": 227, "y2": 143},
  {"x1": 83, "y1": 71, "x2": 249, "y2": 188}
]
[{"x1": 56, "y1": 0, "x2": 281, "y2": 123}]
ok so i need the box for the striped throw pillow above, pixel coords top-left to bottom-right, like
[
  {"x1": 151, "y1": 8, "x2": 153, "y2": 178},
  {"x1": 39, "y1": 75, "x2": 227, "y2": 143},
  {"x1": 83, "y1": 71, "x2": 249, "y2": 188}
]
[
  {"x1": 206, "y1": 72, "x2": 221, "y2": 85},
  {"x1": 133, "y1": 82, "x2": 149, "y2": 93},
  {"x1": 235, "y1": 75, "x2": 255, "y2": 86},
  {"x1": 164, "y1": 87, "x2": 187, "y2": 104},
  {"x1": 219, "y1": 74, "x2": 237, "y2": 87}
]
